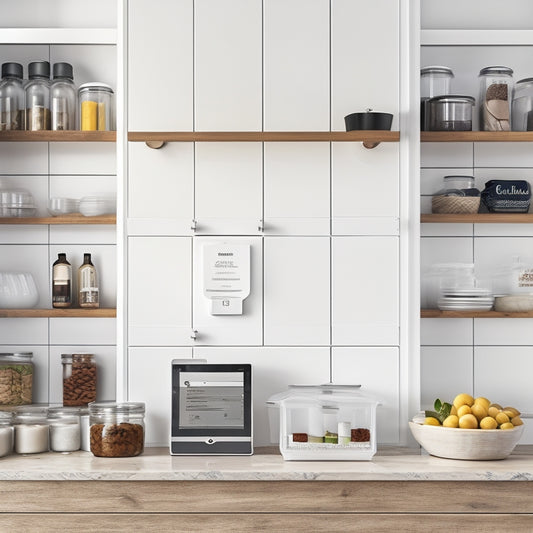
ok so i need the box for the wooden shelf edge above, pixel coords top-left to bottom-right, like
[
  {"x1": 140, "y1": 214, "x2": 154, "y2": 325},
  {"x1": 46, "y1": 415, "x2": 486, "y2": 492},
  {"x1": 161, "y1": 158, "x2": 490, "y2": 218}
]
[
  {"x1": 0, "y1": 308, "x2": 117, "y2": 318},
  {"x1": 421, "y1": 213, "x2": 533, "y2": 224},
  {"x1": 421, "y1": 131, "x2": 533, "y2": 143},
  {"x1": 0, "y1": 215, "x2": 116, "y2": 225},
  {"x1": 0, "y1": 131, "x2": 116, "y2": 142},
  {"x1": 421, "y1": 309, "x2": 533, "y2": 319}
]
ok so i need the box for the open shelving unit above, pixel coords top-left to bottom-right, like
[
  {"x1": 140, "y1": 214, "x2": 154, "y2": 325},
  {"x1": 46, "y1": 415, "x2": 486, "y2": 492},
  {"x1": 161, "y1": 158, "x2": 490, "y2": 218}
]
[
  {"x1": 0, "y1": 308, "x2": 117, "y2": 318},
  {"x1": 0, "y1": 215, "x2": 116, "y2": 225},
  {"x1": 421, "y1": 131, "x2": 533, "y2": 143}
]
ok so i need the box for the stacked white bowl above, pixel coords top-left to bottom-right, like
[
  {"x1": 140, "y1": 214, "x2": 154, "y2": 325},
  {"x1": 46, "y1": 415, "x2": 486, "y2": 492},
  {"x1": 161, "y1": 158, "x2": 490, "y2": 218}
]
[{"x1": 79, "y1": 196, "x2": 115, "y2": 217}]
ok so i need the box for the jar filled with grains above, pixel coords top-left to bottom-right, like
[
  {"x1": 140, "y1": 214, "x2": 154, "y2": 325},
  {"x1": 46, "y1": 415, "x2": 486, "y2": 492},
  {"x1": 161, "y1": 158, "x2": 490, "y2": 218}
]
[
  {"x1": 62, "y1": 353, "x2": 97, "y2": 407},
  {"x1": 0, "y1": 353, "x2": 33, "y2": 405}
]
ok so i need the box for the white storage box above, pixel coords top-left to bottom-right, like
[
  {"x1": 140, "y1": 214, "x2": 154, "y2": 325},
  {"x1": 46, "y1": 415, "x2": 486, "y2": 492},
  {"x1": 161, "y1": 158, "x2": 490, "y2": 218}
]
[{"x1": 267, "y1": 385, "x2": 380, "y2": 461}]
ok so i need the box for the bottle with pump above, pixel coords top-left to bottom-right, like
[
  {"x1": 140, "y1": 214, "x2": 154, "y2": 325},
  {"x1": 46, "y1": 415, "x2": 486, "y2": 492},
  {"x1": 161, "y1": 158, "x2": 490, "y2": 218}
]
[
  {"x1": 78, "y1": 253, "x2": 99, "y2": 308},
  {"x1": 25, "y1": 61, "x2": 51, "y2": 130},
  {"x1": 50, "y1": 62, "x2": 77, "y2": 130},
  {"x1": 52, "y1": 253, "x2": 72, "y2": 308},
  {"x1": 0, "y1": 62, "x2": 25, "y2": 130}
]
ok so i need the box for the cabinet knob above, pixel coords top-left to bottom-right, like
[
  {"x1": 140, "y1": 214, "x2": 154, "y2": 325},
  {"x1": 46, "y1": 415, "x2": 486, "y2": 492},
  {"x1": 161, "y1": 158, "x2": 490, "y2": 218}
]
[{"x1": 190, "y1": 329, "x2": 198, "y2": 340}]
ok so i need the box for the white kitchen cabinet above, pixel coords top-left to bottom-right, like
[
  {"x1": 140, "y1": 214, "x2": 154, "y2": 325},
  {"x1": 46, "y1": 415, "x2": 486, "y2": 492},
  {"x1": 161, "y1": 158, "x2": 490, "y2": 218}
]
[
  {"x1": 128, "y1": 347, "x2": 193, "y2": 446},
  {"x1": 128, "y1": 0, "x2": 193, "y2": 131},
  {"x1": 331, "y1": 347, "x2": 399, "y2": 444},
  {"x1": 332, "y1": 237, "x2": 399, "y2": 346},
  {"x1": 127, "y1": 141, "x2": 194, "y2": 236},
  {"x1": 194, "y1": 0, "x2": 262, "y2": 131},
  {"x1": 263, "y1": 0, "x2": 329, "y2": 131},
  {"x1": 264, "y1": 237, "x2": 330, "y2": 346},
  {"x1": 128, "y1": 237, "x2": 192, "y2": 346},
  {"x1": 331, "y1": 0, "x2": 400, "y2": 131},
  {"x1": 192, "y1": 237, "x2": 262, "y2": 346},
  {"x1": 331, "y1": 142, "x2": 399, "y2": 236},
  {"x1": 194, "y1": 143, "x2": 262, "y2": 235},
  {"x1": 263, "y1": 142, "x2": 330, "y2": 236}
]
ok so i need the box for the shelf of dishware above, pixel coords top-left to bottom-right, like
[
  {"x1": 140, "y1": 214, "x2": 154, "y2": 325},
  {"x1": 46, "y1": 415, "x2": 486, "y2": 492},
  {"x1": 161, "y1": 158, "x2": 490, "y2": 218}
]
[
  {"x1": 421, "y1": 309, "x2": 533, "y2": 319},
  {"x1": 421, "y1": 213, "x2": 533, "y2": 224},
  {"x1": 0, "y1": 131, "x2": 116, "y2": 142},
  {"x1": 0, "y1": 215, "x2": 116, "y2": 225},
  {"x1": 0, "y1": 308, "x2": 117, "y2": 318}
]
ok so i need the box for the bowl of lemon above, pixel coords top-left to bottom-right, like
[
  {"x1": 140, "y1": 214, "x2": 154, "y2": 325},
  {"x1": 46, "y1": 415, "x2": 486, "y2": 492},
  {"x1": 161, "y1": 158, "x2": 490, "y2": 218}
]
[{"x1": 409, "y1": 394, "x2": 524, "y2": 460}]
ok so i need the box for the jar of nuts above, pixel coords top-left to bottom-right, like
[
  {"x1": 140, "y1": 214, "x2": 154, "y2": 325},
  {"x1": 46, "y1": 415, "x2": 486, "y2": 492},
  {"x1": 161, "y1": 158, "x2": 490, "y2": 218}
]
[{"x1": 62, "y1": 353, "x2": 97, "y2": 407}]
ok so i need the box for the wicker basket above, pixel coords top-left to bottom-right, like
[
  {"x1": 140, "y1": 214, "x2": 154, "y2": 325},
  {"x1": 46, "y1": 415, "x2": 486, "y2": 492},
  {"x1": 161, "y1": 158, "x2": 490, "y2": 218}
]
[{"x1": 432, "y1": 195, "x2": 480, "y2": 214}]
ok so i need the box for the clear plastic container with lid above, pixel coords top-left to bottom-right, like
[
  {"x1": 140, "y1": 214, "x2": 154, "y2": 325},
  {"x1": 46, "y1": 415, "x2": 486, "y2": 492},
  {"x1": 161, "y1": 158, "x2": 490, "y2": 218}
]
[
  {"x1": 62, "y1": 353, "x2": 97, "y2": 406},
  {"x1": 25, "y1": 61, "x2": 51, "y2": 131},
  {"x1": 0, "y1": 352, "x2": 33, "y2": 405},
  {"x1": 89, "y1": 402, "x2": 145, "y2": 457},
  {"x1": 512, "y1": 77, "x2": 533, "y2": 132},
  {"x1": 79, "y1": 83, "x2": 114, "y2": 131},
  {"x1": 420, "y1": 66, "x2": 454, "y2": 130},
  {"x1": 14, "y1": 405, "x2": 49, "y2": 454},
  {"x1": 479, "y1": 66, "x2": 513, "y2": 131},
  {"x1": 50, "y1": 62, "x2": 77, "y2": 130},
  {"x1": 0, "y1": 411, "x2": 14, "y2": 457},
  {"x1": 0, "y1": 62, "x2": 25, "y2": 130}
]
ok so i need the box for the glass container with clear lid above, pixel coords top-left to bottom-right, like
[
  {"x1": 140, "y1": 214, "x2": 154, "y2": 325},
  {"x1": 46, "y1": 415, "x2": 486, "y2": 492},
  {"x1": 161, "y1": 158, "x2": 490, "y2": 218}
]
[
  {"x1": 421, "y1": 66, "x2": 454, "y2": 131},
  {"x1": 479, "y1": 66, "x2": 513, "y2": 131},
  {"x1": 0, "y1": 352, "x2": 33, "y2": 405},
  {"x1": 0, "y1": 411, "x2": 14, "y2": 457},
  {"x1": 79, "y1": 83, "x2": 114, "y2": 131},
  {"x1": 48, "y1": 411, "x2": 80, "y2": 452},
  {"x1": 62, "y1": 353, "x2": 97, "y2": 407},
  {"x1": 89, "y1": 402, "x2": 145, "y2": 457},
  {"x1": 49, "y1": 405, "x2": 89, "y2": 451},
  {"x1": 512, "y1": 77, "x2": 533, "y2": 132},
  {"x1": 14, "y1": 405, "x2": 49, "y2": 454},
  {"x1": 0, "y1": 62, "x2": 25, "y2": 130}
]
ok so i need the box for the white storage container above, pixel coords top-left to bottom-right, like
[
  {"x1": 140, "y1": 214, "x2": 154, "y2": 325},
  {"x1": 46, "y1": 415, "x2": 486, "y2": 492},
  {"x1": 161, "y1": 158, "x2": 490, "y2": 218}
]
[{"x1": 267, "y1": 384, "x2": 379, "y2": 461}]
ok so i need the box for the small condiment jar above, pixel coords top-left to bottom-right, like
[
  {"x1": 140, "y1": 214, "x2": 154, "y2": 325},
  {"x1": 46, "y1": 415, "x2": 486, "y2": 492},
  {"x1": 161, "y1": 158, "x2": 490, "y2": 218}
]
[
  {"x1": 14, "y1": 406, "x2": 49, "y2": 454},
  {"x1": 0, "y1": 411, "x2": 14, "y2": 457},
  {"x1": 62, "y1": 353, "x2": 97, "y2": 407},
  {"x1": 89, "y1": 402, "x2": 145, "y2": 457},
  {"x1": 78, "y1": 83, "x2": 114, "y2": 131}
]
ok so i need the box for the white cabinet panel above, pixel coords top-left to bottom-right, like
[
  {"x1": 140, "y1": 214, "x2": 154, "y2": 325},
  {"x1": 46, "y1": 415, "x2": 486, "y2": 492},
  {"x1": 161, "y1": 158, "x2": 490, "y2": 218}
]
[
  {"x1": 49, "y1": 143, "x2": 116, "y2": 175},
  {"x1": 193, "y1": 347, "x2": 330, "y2": 447},
  {"x1": 128, "y1": 142, "x2": 193, "y2": 235},
  {"x1": 332, "y1": 237, "x2": 399, "y2": 345},
  {"x1": 195, "y1": 143, "x2": 262, "y2": 235},
  {"x1": 421, "y1": 346, "x2": 473, "y2": 411},
  {"x1": 128, "y1": 0, "x2": 193, "y2": 131},
  {"x1": 332, "y1": 143, "x2": 399, "y2": 235},
  {"x1": 263, "y1": 0, "x2": 329, "y2": 131},
  {"x1": 263, "y1": 142, "x2": 330, "y2": 235},
  {"x1": 331, "y1": 0, "x2": 399, "y2": 131},
  {"x1": 0, "y1": 143, "x2": 47, "y2": 174},
  {"x1": 128, "y1": 237, "x2": 192, "y2": 346},
  {"x1": 50, "y1": 318, "x2": 116, "y2": 345},
  {"x1": 193, "y1": 237, "x2": 262, "y2": 346},
  {"x1": 195, "y1": 0, "x2": 262, "y2": 131},
  {"x1": 331, "y1": 347, "x2": 399, "y2": 444},
  {"x1": 421, "y1": 318, "x2": 473, "y2": 346},
  {"x1": 129, "y1": 347, "x2": 193, "y2": 446},
  {"x1": 264, "y1": 237, "x2": 330, "y2": 346}
]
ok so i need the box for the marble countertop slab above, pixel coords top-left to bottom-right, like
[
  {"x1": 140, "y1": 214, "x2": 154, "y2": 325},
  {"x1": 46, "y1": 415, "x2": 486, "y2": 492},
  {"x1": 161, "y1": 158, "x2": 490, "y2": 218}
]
[{"x1": 0, "y1": 446, "x2": 532, "y2": 481}]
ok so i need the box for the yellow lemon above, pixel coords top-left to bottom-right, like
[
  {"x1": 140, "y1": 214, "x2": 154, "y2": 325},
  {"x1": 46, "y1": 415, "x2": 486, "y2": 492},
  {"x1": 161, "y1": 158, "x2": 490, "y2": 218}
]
[
  {"x1": 471, "y1": 403, "x2": 488, "y2": 421},
  {"x1": 511, "y1": 416, "x2": 524, "y2": 426},
  {"x1": 457, "y1": 405, "x2": 472, "y2": 417},
  {"x1": 424, "y1": 417, "x2": 441, "y2": 426},
  {"x1": 453, "y1": 393, "x2": 475, "y2": 409},
  {"x1": 500, "y1": 422, "x2": 515, "y2": 430},
  {"x1": 450, "y1": 405, "x2": 458, "y2": 416},
  {"x1": 474, "y1": 397, "x2": 490, "y2": 410},
  {"x1": 480, "y1": 417, "x2": 498, "y2": 430},
  {"x1": 443, "y1": 415, "x2": 459, "y2": 428},
  {"x1": 459, "y1": 414, "x2": 478, "y2": 429},
  {"x1": 495, "y1": 412, "x2": 510, "y2": 425},
  {"x1": 488, "y1": 406, "x2": 501, "y2": 418},
  {"x1": 504, "y1": 407, "x2": 521, "y2": 418}
]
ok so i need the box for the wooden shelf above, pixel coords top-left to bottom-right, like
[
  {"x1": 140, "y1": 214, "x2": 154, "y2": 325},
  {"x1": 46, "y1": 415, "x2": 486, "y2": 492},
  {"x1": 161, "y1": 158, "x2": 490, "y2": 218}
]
[
  {"x1": 421, "y1": 213, "x2": 533, "y2": 224},
  {"x1": 128, "y1": 130, "x2": 400, "y2": 149},
  {"x1": 0, "y1": 214, "x2": 116, "y2": 225},
  {"x1": 422, "y1": 309, "x2": 533, "y2": 319},
  {"x1": 0, "y1": 131, "x2": 116, "y2": 142},
  {"x1": 421, "y1": 131, "x2": 533, "y2": 143},
  {"x1": 0, "y1": 308, "x2": 116, "y2": 318}
]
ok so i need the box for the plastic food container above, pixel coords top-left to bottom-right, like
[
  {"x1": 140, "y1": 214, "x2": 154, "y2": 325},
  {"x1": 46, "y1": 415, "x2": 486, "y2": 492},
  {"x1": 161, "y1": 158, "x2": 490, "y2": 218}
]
[
  {"x1": 13, "y1": 406, "x2": 49, "y2": 454},
  {"x1": 0, "y1": 188, "x2": 36, "y2": 217},
  {"x1": 427, "y1": 95, "x2": 475, "y2": 131},
  {"x1": 89, "y1": 402, "x2": 145, "y2": 457},
  {"x1": 62, "y1": 353, "x2": 97, "y2": 407},
  {"x1": 0, "y1": 411, "x2": 14, "y2": 457},
  {"x1": 0, "y1": 353, "x2": 33, "y2": 405},
  {"x1": 79, "y1": 196, "x2": 115, "y2": 217},
  {"x1": 267, "y1": 385, "x2": 379, "y2": 461},
  {"x1": 79, "y1": 83, "x2": 114, "y2": 131}
]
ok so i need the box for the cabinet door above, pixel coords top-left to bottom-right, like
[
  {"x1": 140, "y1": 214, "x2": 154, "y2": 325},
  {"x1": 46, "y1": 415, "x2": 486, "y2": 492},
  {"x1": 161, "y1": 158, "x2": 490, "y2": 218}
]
[
  {"x1": 195, "y1": 0, "x2": 262, "y2": 131},
  {"x1": 263, "y1": 142, "x2": 330, "y2": 235},
  {"x1": 128, "y1": 0, "x2": 193, "y2": 130},
  {"x1": 192, "y1": 237, "x2": 262, "y2": 346},
  {"x1": 263, "y1": 0, "x2": 329, "y2": 131},
  {"x1": 332, "y1": 347, "x2": 399, "y2": 444},
  {"x1": 331, "y1": 0, "x2": 399, "y2": 131},
  {"x1": 128, "y1": 237, "x2": 192, "y2": 346},
  {"x1": 128, "y1": 142, "x2": 194, "y2": 236},
  {"x1": 264, "y1": 237, "x2": 330, "y2": 345},
  {"x1": 332, "y1": 237, "x2": 399, "y2": 345},
  {"x1": 332, "y1": 142, "x2": 399, "y2": 236},
  {"x1": 195, "y1": 143, "x2": 262, "y2": 235}
]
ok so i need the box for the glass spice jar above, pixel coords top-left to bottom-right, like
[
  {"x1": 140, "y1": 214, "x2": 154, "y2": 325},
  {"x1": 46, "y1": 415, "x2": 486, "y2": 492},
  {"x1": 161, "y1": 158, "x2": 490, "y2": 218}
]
[
  {"x1": 0, "y1": 62, "x2": 25, "y2": 130},
  {"x1": 89, "y1": 402, "x2": 145, "y2": 457},
  {"x1": 25, "y1": 61, "x2": 51, "y2": 131},
  {"x1": 62, "y1": 353, "x2": 97, "y2": 407}
]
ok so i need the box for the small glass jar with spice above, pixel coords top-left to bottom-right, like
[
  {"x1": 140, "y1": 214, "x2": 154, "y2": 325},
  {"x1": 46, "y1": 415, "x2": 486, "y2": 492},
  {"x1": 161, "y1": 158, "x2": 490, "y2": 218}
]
[{"x1": 62, "y1": 353, "x2": 97, "y2": 407}]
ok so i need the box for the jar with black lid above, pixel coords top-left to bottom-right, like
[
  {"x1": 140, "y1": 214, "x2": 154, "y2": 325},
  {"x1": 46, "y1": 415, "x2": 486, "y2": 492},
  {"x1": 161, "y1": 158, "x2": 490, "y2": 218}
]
[
  {"x1": 25, "y1": 61, "x2": 51, "y2": 131},
  {"x1": 0, "y1": 352, "x2": 33, "y2": 405},
  {"x1": 479, "y1": 66, "x2": 513, "y2": 131},
  {"x1": 0, "y1": 62, "x2": 25, "y2": 130},
  {"x1": 50, "y1": 62, "x2": 77, "y2": 130}
]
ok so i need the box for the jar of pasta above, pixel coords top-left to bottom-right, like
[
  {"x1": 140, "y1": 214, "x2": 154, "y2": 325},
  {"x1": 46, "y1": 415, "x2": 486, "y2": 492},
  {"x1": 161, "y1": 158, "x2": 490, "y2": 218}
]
[{"x1": 78, "y1": 83, "x2": 114, "y2": 131}]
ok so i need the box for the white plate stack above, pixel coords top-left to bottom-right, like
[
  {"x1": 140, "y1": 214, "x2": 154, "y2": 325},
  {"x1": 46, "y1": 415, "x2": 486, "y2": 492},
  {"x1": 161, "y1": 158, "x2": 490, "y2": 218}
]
[{"x1": 438, "y1": 287, "x2": 494, "y2": 311}]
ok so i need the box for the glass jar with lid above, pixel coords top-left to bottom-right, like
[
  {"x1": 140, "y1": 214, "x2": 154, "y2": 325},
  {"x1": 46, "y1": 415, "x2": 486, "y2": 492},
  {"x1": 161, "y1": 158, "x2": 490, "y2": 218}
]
[
  {"x1": 89, "y1": 402, "x2": 145, "y2": 457},
  {"x1": 0, "y1": 62, "x2": 25, "y2": 130},
  {"x1": 479, "y1": 66, "x2": 513, "y2": 131},
  {"x1": 48, "y1": 413, "x2": 80, "y2": 452},
  {"x1": 62, "y1": 353, "x2": 97, "y2": 406},
  {"x1": 25, "y1": 61, "x2": 51, "y2": 131},
  {"x1": 14, "y1": 405, "x2": 49, "y2": 454},
  {"x1": 0, "y1": 352, "x2": 33, "y2": 405},
  {"x1": 79, "y1": 83, "x2": 114, "y2": 131},
  {"x1": 49, "y1": 405, "x2": 90, "y2": 451},
  {"x1": 512, "y1": 77, "x2": 533, "y2": 132},
  {"x1": 50, "y1": 62, "x2": 77, "y2": 130},
  {"x1": 427, "y1": 95, "x2": 475, "y2": 131},
  {"x1": 420, "y1": 66, "x2": 454, "y2": 130},
  {"x1": 431, "y1": 176, "x2": 480, "y2": 214},
  {"x1": 0, "y1": 411, "x2": 14, "y2": 457}
]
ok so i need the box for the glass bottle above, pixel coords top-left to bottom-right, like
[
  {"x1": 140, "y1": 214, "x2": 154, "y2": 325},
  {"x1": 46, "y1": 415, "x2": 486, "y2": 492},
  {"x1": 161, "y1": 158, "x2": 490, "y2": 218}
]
[
  {"x1": 25, "y1": 61, "x2": 51, "y2": 131},
  {"x1": 62, "y1": 353, "x2": 97, "y2": 407},
  {"x1": 52, "y1": 253, "x2": 72, "y2": 308},
  {"x1": 78, "y1": 253, "x2": 99, "y2": 308},
  {"x1": 79, "y1": 83, "x2": 114, "y2": 131},
  {"x1": 479, "y1": 66, "x2": 513, "y2": 131},
  {"x1": 0, "y1": 62, "x2": 25, "y2": 130},
  {"x1": 50, "y1": 62, "x2": 77, "y2": 130}
]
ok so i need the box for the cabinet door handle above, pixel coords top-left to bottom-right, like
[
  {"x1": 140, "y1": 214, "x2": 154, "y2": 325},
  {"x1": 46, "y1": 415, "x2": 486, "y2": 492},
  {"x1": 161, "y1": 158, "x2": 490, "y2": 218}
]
[{"x1": 190, "y1": 329, "x2": 198, "y2": 340}]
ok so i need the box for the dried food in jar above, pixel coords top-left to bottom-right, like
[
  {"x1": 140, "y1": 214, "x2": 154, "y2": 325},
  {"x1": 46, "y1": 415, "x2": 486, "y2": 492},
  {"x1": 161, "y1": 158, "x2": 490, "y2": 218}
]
[
  {"x1": 90, "y1": 422, "x2": 144, "y2": 457},
  {"x1": 0, "y1": 353, "x2": 33, "y2": 405},
  {"x1": 62, "y1": 353, "x2": 96, "y2": 407},
  {"x1": 351, "y1": 428, "x2": 371, "y2": 442}
]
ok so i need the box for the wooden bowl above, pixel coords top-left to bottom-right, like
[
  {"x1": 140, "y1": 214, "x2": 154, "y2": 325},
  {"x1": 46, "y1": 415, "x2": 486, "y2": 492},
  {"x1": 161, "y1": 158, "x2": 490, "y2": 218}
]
[{"x1": 409, "y1": 421, "x2": 524, "y2": 460}]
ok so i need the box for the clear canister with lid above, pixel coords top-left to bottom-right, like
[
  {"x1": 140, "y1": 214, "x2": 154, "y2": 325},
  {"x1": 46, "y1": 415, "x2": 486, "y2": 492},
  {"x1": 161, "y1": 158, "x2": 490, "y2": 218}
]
[
  {"x1": 0, "y1": 62, "x2": 25, "y2": 130},
  {"x1": 0, "y1": 352, "x2": 33, "y2": 405},
  {"x1": 50, "y1": 62, "x2": 77, "y2": 130},
  {"x1": 420, "y1": 66, "x2": 454, "y2": 130},
  {"x1": 48, "y1": 412, "x2": 80, "y2": 452},
  {"x1": 62, "y1": 353, "x2": 97, "y2": 407},
  {"x1": 427, "y1": 95, "x2": 475, "y2": 131},
  {"x1": 512, "y1": 77, "x2": 533, "y2": 132},
  {"x1": 25, "y1": 61, "x2": 51, "y2": 131},
  {"x1": 89, "y1": 402, "x2": 145, "y2": 457},
  {"x1": 479, "y1": 66, "x2": 513, "y2": 131},
  {"x1": 79, "y1": 83, "x2": 114, "y2": 131},
  {"x1": 49, "y1": 405, "x2": 89, "y2": 451},
  {"x1": 14, "y1": 405, "x2": 49, "y2": 454},
  {"x1": 0, "y1": 411, "x2": 14, "y2": 457}
]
